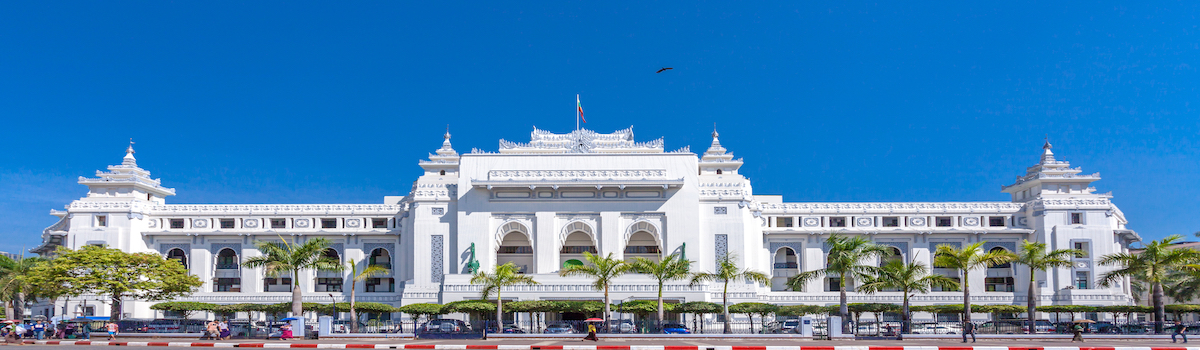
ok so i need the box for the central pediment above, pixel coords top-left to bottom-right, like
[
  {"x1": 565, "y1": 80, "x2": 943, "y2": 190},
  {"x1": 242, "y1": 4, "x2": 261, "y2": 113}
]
[{"x1": 494, "y1": 127, "x2": 666, "y2": 154}]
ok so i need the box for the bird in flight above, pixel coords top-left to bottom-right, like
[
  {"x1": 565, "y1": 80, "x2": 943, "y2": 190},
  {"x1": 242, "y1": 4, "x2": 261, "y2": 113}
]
[{"x1": 656, "y1": 67, "x2": 673, "y2": 73}]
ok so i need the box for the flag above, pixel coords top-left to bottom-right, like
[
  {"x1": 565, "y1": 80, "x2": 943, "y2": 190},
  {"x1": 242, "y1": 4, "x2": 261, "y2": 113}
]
[{"x1": 577, "y1": 94, "x2": 586, "y2": 123}]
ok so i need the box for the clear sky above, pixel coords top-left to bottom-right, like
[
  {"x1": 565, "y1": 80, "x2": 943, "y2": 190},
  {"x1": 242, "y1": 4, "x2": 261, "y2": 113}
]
[{"x1": 1, "y1": 1, "x2": 1197, "y2": 254}]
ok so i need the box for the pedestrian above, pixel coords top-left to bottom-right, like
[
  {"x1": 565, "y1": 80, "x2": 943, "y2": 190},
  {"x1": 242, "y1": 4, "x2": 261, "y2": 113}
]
[
  {"x1": 1173, "y1": 324, "x2": 1189, "y2": 343},
  {"x1": 204, "y1": 321, "x2": 219, "y2": 340},
  {"x1": 105, "y1": 322, "x2": 119, "y2": 340},
  {"x1": 78, "y1": 322, "x2": 90, "y2": 340},
  {"x1": 582, "y1": 323, "x2": 598, "y2": 341},
  {"x1": 32, "y1": 321, "x2": 46, "y2": 340},
  {"x1": 3, "y1": 322, "x2": 21, "y2": 345},
  {"x1": 961, "y1": 321, "x2": 975, "y2": 343},
  {"x1": 279, "y1": 323, "x2": 293, "y2": 341},
  {"x1": 218, "y1": 320, "x2": 231, "y2": 340},
  {"x1": 1071, "y1": 323, "x2": 1084, "y2": 343}
]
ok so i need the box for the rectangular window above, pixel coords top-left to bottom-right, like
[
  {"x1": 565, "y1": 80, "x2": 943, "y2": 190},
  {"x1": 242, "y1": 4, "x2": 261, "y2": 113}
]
[
  {"x1": 776, "y1": 217, "x2": 793, "y2": 227},
  {"x1": 826, "y1": 277, "x2": 842, "y2": 292},
  {"x1": 1070, "y1": 212, "x2": 1083, "y2": 225},
  {"x1": 83, "y1": 306, "x2": 95, "y2": 317},
  {"x1": 270, "y1": 218, "x2": 287, "y2": 229},
  {"x1": 882, "y1": 217, "x2": 899, "y2": 227},
  {"x1": 1073, "y1": 242, "x2": 1090, "y2": 258},
  {"x1": 1075, "y1": 271, "x2": 1089, "y2": 289},
  {"x1": 713, "y1": 207, "x2": 727, "y2": 215},
  {"x1": 316, "y1": 278, "x2": 343, "y2": 292},
  {"x1": 220, "y1": 219, "x2": 236, "y2": 229},
  {"x1": 431, "y1": 207, "x2": 445, "y2": 215},
  {"x1": 829, "y1": 217, "x2": 846, "y2": 227},
  {"x1": 936, "y1": 216, "x2": 953, "y2": 227},
  {"x1": 321, "y1": 218, "x2": 337, "y2": 229},
  {"x1": 988, "y1": 216, "x2": 1006, "y2": 227},
  {"x1": 985, "y1": 277, "x2": 1015, "y2": 292},
  {"x1": 932, "y1": 277, "x2": 961, "y2": 292},
  {"x1": 169, "y1": 219, "x2": 185, "y2": 229},
  {"x1": 96, "y1": 215, "x2": 107, "y2": 227},
  {"x1": 366, "y1": 278, "x2": 395, "y2": 292},
  {"x1": 213, "y1": 278, "x2": 241, "y2": 292},
  {"x1": 372, "y1": 218, "x2": 388, "y2": 228}
]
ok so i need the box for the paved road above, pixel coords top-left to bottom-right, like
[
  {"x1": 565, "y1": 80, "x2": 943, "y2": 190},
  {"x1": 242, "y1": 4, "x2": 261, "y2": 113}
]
[{"x1": 13, "y1": 337, "x2": 1197, "y2": 348}]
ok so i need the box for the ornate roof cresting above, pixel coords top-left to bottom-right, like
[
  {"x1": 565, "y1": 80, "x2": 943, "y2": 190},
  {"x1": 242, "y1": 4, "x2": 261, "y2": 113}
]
[{"x1": 486, "y1": 127, "x2": 665, "y2": 154}]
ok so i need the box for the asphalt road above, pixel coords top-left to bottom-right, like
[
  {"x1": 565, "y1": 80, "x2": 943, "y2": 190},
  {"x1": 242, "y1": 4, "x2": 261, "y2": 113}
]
[{"x1": 12, "y1": 337, "x2": 1197, "y2": 348}]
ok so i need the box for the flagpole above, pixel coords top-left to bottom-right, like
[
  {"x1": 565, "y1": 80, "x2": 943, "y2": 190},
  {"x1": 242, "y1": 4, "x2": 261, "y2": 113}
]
[{"x1": 576, "y1": 94, "x2": 580, "y2": 131}]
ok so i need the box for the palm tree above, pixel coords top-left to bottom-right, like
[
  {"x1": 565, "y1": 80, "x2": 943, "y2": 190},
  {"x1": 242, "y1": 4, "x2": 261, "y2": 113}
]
[
  {"x1": 689, "y1": 253, "x2": 769, "y2": 334},
  {"x1": 787, "y1": 233, "x2": 891, "y2": 333},
  {"x1": 346, "y1": 258, "x2": 388, "y2": 333},
  {"x1": 933, "y1": 242, "x2": 1016, "y2": 327},
  {"x1": 559, "y1": 252, "x2": 630, "y2": 323},
  {"x1": 1098, "y1": 234, "x2": 1200, "y2": 334},
  {"x1": 471, "y1": 262, "x2": 539, "y2": 332},
  {"x1": 858, "y1": 256, "x2": 957, "y2": 339},
  {"x1": 0, "y1": 255, "x2": 47, "y2": 320},
  {"x1": 243, "y1": 237, "x2": 342, "y2": 318},
  {"x1": 629, "y1": 253, "x2": 692, "y2": 325},
  {"x1": 1013, "y1": 239, "x2": 1082, "y2": 334}
]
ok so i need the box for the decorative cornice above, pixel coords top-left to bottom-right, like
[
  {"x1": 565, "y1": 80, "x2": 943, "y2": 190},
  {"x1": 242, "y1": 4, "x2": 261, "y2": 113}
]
[{"x1": 758, "y1": 202, "x2": 1025, "y2": 214}]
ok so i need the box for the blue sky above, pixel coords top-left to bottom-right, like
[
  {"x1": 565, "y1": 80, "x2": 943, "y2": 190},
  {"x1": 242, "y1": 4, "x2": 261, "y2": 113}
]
[{"x1": 1, "y1": 1, "x2": 1197, "y2": 253}]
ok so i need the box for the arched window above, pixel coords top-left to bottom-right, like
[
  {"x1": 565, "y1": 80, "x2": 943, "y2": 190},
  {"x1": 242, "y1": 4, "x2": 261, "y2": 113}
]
[
  {"x1": 771, "y1": 247, "x2": 800, "y2": 291},
  {"x1": 216, "y1": 248, "x2": 239, "y2": 270},
  {"x1": 498, "y1": 230, "x2": 534, "y2": 274},
  {"x1": 989, "y1": 247, "x2": 1012, "y2": 268},
  {"x1": 559, "y1": 226, "x2": 597, "y2": 269},
  {"x1": 439, "y1": 170, "x2": 446, "y2": 176},
  {"x1": 716, "y1": 169, "x2": 723, "y2": 174},
  {"x1": 369, "y1": 248, "x2": 391, "y2": 269},
  {"x1": 166, "y1": 248, "x2": 188, "y2": 269},
  {"x1": 320, "y1": 248, "x2": 340, "y2": 271},
  {"x1": 880, "y1": 246, "x2": 903, "y2": 266}
]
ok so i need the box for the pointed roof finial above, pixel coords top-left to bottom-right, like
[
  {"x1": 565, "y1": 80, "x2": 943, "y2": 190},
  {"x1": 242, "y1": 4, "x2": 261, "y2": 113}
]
[
  {"x1": 444, "y1": 125, "x2": 451, "y2": 140},
  {"x1": 712, "y1": 123, "x2": 719, "y2": 138},
  {"x1": 1043, "y1": 134, "x2": 1052, "y2": 150},
  {"x1": 122, "y1": 138, "x2": 138, "y2": 166}
]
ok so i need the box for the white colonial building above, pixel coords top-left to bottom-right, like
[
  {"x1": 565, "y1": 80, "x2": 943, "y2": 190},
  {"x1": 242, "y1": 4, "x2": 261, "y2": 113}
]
[{"x1": 31, "y1": 127, "x2": 1140, "y2": 321}]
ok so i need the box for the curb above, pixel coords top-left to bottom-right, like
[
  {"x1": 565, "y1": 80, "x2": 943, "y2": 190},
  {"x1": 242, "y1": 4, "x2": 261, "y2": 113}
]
[{"x1": 18, "y1": 342, "x2": 1200, "y2": 350}]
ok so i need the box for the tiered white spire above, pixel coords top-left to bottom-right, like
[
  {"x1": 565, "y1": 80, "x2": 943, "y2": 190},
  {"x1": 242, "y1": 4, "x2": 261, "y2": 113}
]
[
  {"x1": 419, "y1": 129, "x2": 460, "y2": 174},
  {"x1": 78, "y1": 140, "x2": 176, "y2": 201},
  {"x1": 1001, "y1": 141, "x2": 1101, "y2": 198},
  {"x1": 698, "y1": 129, "x2": 743, "y2": 175},
  {"x1": 122, "y1": 139, "x2": 137, "y2": 166}
]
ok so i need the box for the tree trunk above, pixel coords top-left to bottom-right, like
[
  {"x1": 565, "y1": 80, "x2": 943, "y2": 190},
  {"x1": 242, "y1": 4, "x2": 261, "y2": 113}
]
[
  {"x1": 899, "y1": 292, "x2": 908, "y2": 340},
  {"x1": 350, "y1": 281, "x2": 359, "y2": 333},
  {"x1": 722, "y1": 280, "x2": 731, "y2": 334},
  {"x1": 657, "y1": 281, "x2": 665, "y2": 326},
  {"x1": 839, "y1": 281, "x2": 849, "y2": 334},
  {"x1": 292, "y1": 270, "x2": 304, "y2": 318},
  {"x1": 1153, "y1": 282, "x2": 1165, "y2": 334},
  {"x1": 962, "y1": 270, "x2": 971, "y2": 325},
  {"x1": 1027, "y1": 266, "x2": 1037, "y2": 334},
  {"x1": 496, "y1": 289, "x2": 503, "y2": 334},
  {"x1": 603, "y1": 284, "x2": 611, "y2": 325},
  {"x1": 13, "y1": 292, "x2": 27, "y2": 322},
  {"x1": 110, "y1": 294, "x2": 122, "y2": 321}
]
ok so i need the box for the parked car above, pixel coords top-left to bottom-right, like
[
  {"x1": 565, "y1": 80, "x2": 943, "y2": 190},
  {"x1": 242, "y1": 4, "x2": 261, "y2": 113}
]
[
  {"x1": 544, "y1": 323, "x2": 576, "y2": 334},
  {"x1": 420, "y1": 319, "x2": 471, "y2": 333},
  {"x1": 605, "y1": 320, "x2": 635, "y2": 333},
  {"x1": 912, "y1": 323, "x2": 960, "y2": 334},
  {"x1": 661, "y1": 323, "x2": 690, "y2": 334},
  {"x1": 1019, "y1": 320, "x2": 1054, "y2": 334}
]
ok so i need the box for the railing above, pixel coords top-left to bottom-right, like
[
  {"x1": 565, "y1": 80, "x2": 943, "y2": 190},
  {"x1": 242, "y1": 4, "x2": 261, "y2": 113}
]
[{"x1": 773, "y1": 262, "x2": 799, "y2": 269}]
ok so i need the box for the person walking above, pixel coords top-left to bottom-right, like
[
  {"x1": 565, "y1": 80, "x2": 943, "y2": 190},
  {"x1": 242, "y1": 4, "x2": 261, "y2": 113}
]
[
  {"x1": 32, "y1": 321, "x2": 46, "y2": 340},
  {"x1": 1071, "y1": 323, "x2": 1085, "y2": 343},
  {"x1": 105, "y1": 322, "x2": 119, "y2": 340},
  {"x1": 218, "y1": 320, "x2": 230, "y2": 340},
  {"x1": 279, "y1": 323, "x2": 293, "y2": 341},
  {"x1": 961, "y1": 321, "x2": 975, "y2": 343},
  {"x1": 582, "y1": 323, "x2": 598, "y2": 341},
  {"x1": 1173, "y1": 324, "x2": 1189, "y2": 343}
]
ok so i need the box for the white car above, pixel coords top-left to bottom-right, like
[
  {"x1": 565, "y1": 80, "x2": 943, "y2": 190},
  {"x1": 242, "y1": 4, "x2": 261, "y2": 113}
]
[{"x1": 912, "y1": 324, "x2": 960, "y2": 334}]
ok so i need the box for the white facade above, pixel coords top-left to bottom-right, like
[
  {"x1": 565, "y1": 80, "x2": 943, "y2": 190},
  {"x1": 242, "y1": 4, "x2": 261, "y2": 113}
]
[{"x1": 31, "y1": 128, "x2": 1140, "y2": 320}]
